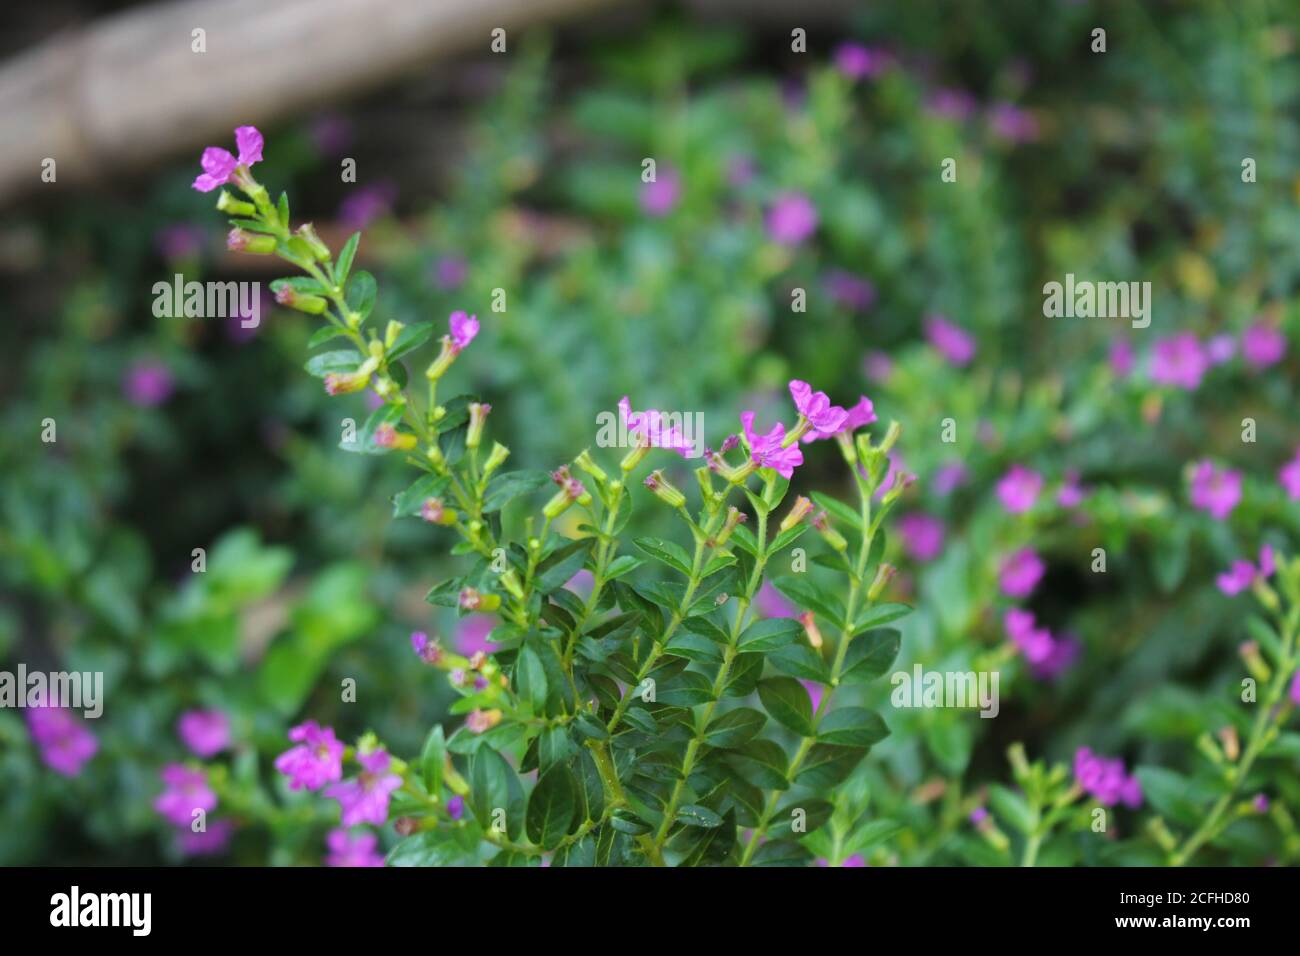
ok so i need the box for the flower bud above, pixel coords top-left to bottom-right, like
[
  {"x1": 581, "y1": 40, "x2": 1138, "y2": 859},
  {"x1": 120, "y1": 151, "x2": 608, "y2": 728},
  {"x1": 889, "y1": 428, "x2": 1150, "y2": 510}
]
[
  {"x1": 466, "y1": 402, "x2": 491, "y2": 450},
  {"x1": 574, "y1": 449, "x2": 608, "y2": 485},
  {"x1": 779, "y1": 495, "x2": 814, "y2": 533},
  {"x1": 227, "y1": 227, "x2": 277, "y2": 255},
  {"x1": 275, "y1": 284, "x2": 327, "y2": 314},
  {"x1": 499, "y1": 569, "x2": 525, "y2": 601},
  {"x1": 644, "y1": 470, "x2": 687, "y2": 509},
  {"x1": 295, "y1": 222, "x2": 331, "y2": 261},
  {"x1": 866, "y1": 562, "x2": 898, "y2": 602},
  {"x1": 709, "y1": 506, "x2": 746, "y2": 548},
  {"x1": 800, "y1": 610, "x2": 823, "y2": 649},
  {"x1": 835, "y1": 430, "x2": 858, "y2": 466},
  {"x1": 543, "y1": 466, "x2": 588, "y2": 518},
  {"x1": 483, "y1": 442, "x2": 511, "y2": 477},
  {"x1": 881, "y1": 471, "x2": 916, "y2": 507},
  {"x1": 410, "y1": 631, "x2": 444, "y2": 665},
  {"x1": 878, "y1": 420, "x2": 902, "y2": 455},
  {"x1": 619, "y1": 440, "x2": 651, "y2": 473},
  {"x1": 216, "y1": 191, "x2": 257, "y2": 217},
  {"x1": 812, "y1": 511, "x2": 848, "y2": 552},
  {"x1": 384, "y1": 320, "x2": 404, "y2": 351},
  {"x1": 458, "y1": 588, "x2": 501, "y2": 613},
  {"x1": 374, "y1": 423, "x2": 417, "y2": 451},
  {"x1": 323, "y1": 356, "x2": 379, "y2": 396},
  {"x1": 1238, "y1": 640, "x2": 1271, "y2": 683},
  {"x1": 420, "y1": 497, "x2": 457, "y2": 526},
  {"x1": 466, "y1": 709, "x2": 502, "y2": 734},
  {"x1": 425, "y1": 337, "x2": 458, "y2": 381},
  {"x1": 426, "y1": 443, "x2": 445, "y2": 470}
]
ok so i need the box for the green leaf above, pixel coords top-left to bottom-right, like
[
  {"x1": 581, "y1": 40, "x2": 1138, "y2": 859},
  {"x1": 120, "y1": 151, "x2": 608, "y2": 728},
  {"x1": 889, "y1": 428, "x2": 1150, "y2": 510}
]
[
  {"x1": 757, "y1": 677, "x2": 816, "y2": 735},
  {"x1": 535, "y1": 538, "x2": 595, "y2": 593},
  {"x1": 771, "y1": 576, "x2": 845, "y2": 625},
  {"x1": 737, "y1": 617, "x2": 802, "y2": 653},
  {"x1": 988, "y1": 784, "x2": 1036, "y2": 835},
  {"x1": 424, "y1": 576, "x2": 463, "y2": 607},
  {"x1": 840, "y1": 628, "x2": 901, "y2": 683},
  {"x1": 811, "y1": 492, "x2": 863, "y2": 530},
  {"x1": 304, "y1": 349, "x2": 361, "y2": 378},
  {"x1": 846, "y1": 818, "x2": 903, "y2": 854},
  {"x1": 703, "y1": 707, "x2": 766, "y2": 747},
  {"x1": 345, "y1": 270, "x2": 377, "y2": 320},
  {"x1": 515, "y1": 646, "x2": 548, "y2": 713},
  {"x1": 657, "y1": 670, "x2": 715, "y2": 707},
  {"x1": 726, "y1": 739, "x2": 789, "y2": 790},
  {"x1": 387, "y1": 321, "x2": 434, "y2": 362},
  {"x1": 633, "y1": 537, "x2": 694, "y2": 577},
  {"x1": 603, "y1": 554, "x2": 644, "y2": 581},
  {"x1": 1134, "y1": 766, "x2": 1207, "y2": 828},
  {"x1": 392, "y1": 474, "x2": 451, "y2": 518},
  {"x1": 469, "y1": 748, "x2": 524, "y2": 840},
  {"x1": 816, "y1": 707, "x2": 889, "y2": 748},
  {"x1": 795, "y1": 744, "x2": 867, "y2": 789},
  {"x1": 484, "y1": 470, "x2": 552, "y2": 513},
  {"x1": 767, "y1": 644, "x2": 829, "y2": 683},
  {"x1": 852, "y1": 602, "x2": 912, "y2": 634},
  {"x1": 526, "y1": 766, "x2": 579, "y2": 849},
  {"x1": 420, "y1": 725, "x2": 446, "y2": 794},
  {"x1": 307, "y1": 325, "x2": 350, "y2": 348},
  {"x1": 335, "y1": 232, "x2": 361, "y2": 285},
  {"x1": 676, "y1": 804, "x2": 723, "y2": 828}
]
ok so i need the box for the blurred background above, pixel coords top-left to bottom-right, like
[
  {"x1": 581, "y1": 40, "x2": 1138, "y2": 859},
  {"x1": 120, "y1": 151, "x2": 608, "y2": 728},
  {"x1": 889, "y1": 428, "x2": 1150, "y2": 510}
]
[{"x1": 2, "y1": 0, "x2": 1299, "y2": 865}]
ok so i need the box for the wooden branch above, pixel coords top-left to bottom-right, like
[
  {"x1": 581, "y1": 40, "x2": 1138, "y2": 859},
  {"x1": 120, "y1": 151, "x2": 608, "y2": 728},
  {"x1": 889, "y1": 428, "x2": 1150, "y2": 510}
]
[{"x1": 0, "y1": 0, "x2": 615, "y2": 206}]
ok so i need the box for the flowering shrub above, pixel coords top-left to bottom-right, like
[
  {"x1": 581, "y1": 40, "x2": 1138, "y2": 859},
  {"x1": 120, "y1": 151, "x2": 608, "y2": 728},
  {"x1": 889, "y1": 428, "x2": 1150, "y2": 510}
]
[{"x1": 201, "y1": 127, "x2": 915, "y2": 865}]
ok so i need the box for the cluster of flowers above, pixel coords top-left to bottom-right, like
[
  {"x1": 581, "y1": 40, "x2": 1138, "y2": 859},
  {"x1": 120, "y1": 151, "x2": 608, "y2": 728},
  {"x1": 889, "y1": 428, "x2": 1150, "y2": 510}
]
[{"x1": 152, "y1": 709, "x2": 236, "y2": 856}]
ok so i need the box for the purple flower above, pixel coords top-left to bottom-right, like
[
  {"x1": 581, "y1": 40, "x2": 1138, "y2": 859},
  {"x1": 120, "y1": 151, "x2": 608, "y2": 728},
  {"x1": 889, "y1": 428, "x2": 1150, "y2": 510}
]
[
  {"x1": 156, "y1": 224, "x2": 204, "y2": 262},
  {"x1": 896, "y1": 513, "x2": 945, "y2": 562},
  {"x1": 924, "y1": 315, "x2": 975, "y2": 366},
  {"x1": 325, "y1": 828, "x2": 385, "y2": 868},
  {"x1": 1242, "y1": 320, "x2": 1286, "y2": 370},
  {"x1": 274, "y1": 721, "x2": 344, "y2": 791},
  {"x1": 447, "y1": 795, "x2": 465, "y2": 821},
  {"x1": 1216, "y1": 545, "x2": 1275, "y2": 596},
  {"x1": 1109, "y1": 338, "x2": 1135, "y2": 378},
  {"x1": 789, "y1": 380, "x2": 849, "y2": 436},
  {"x1": 756, "y1": 581, "x2": 798, "y2": 619},
  {"x1": 178, "y1": 819, "x2": 235, "y2": 857},
  {"x1": 833, "y1": 42, "x2": 889, "y2": 80},
  {"x1": 1004, "y1": 608, "x2": 1055, "y2": 666},
  {"x1": 448, "y1": 311, "x2": 479, "y2": 353},
  {"x1": 824, "y1": 270, "x2": 876, "y2": 311},
  {"x1": 309, "y1": 113, "x2": 353, "y2": 155},
  {"x1": 339, "y1": 182, "x2": 396, "y2": 230},
  {"x1": 1290, "y1": 669, "x2": 1300, "y2": 705},
  {"x1": 1149, "y1": 333, "x2": 1208, "y2": 390},
  {"x1": 619, "y1": 396, "x2": 695, "y2": 457},
  {"x1": 1073, "y1": 748, "x2": 1142, "y2": 808},
  {"x1": 325, "y1": 749, "x2": 403, "y2": 827},
  {"x1": 154, "y1": 764, "x2": 217, "y2": 827},
  {"x1": 1279, "y1": 448, "x2": 1300, "y2": 500},
  {"x1": 800, "y1": 680, "x2": 824, "y2": 713},
  {"x1": 863, "y1": 351, "x2": 894, "y2": 382},
  {"x1": 1206, "y1": 334, "x2": 1237, "y2": 365},
  {"x1": 1253, "y1": 794, "x2": 1270, "y2": 814},
  {"x1": 192, "y1": 126, "x2": 264, "y2": 192},
  {"x1": 124, "y1": 361, "x2": 174, "y2": 407},
  {"x1": 926, "y1": 88, "x2": 977, "y2": 122},
  {"x1": 969, "y1": 807, "x2": 989, "y2": 824},
  {"x1": 177, "y1": 709, "x2": 231, "y2": 758},
  {"x1": 740, "y1": 411, "x2": 803, "y2": 479},
  {"x1": 641, "y1": 167, "x2": 681, "y2": 216},
  {"x1": 1057, "y1": 470, "x2": 1086, "y2": 508},
  {"x1": 1189, "y1": 460, "x2": 1242, "y2": 521},
  {"x1": 432, "y1": 255, "x2": 468, "y2": 291},
  {"x1": 765, "y1": 192, "x2": 818, "y2": 245},
  {"x1": 872, "y1": 451, "x2": 906, "y2": 502},
  {"x1": 411, "y1": 630, "x2": 444, "y2": 665},
  {"x1": 456, "y1": 616, "x2": 496, "y2": 657},
  {"x1": 932, "y1": 461, "x2": 969, "y2": 497},
  {"x1": 999, "y1": 548, "x2": 1046, "y2": 599},
  {"x1": 25, "y1": 707, "x2": 97, "y2": 777},
  {"x1": 987, "y1": 102, "x2": 1039, "y2": 143},
  {"x1": 996, "y1": 465, "x2": 1043, "y2": 514},
  {"x1": 840, "y1": 854, "x2": 867, "y2": 867}
]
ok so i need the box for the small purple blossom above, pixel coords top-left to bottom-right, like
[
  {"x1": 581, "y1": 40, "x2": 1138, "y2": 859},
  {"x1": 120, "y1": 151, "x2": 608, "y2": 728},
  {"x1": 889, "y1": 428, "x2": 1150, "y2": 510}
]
[
  {"x1": 1206, "y1": 334, "x2": 1237, "y2": 365},
  {"x1": 1279, "y1": 448, "x2": 1300, "y2": 500},
  {"x1": 1073, "y1": 748, "x2": 1142, "y2": 808},
  {"x1": 274, "y1": 721, "x2": 344, "y2": 791},
  {"x1": 969, "y1": 806, "x2": 989, "y2": 825},
  {"x1": 447, "y1": 795, "x2": 465, "y2": 821},
  {"x1": 863, "y1": 350, "x2": 894, "y2": 382},
  {"x1": 124, "y1": 361, "x2": 175, "y2": 407},
  {"x1": 789, "y1": 380, "x2": 849, "y2": 436},
  {"x1": 448, "y1": 311, "x2": 479, "y2": 353},
  {"x1": 740, "y1": 411, "x2": 803, "y2": 479},
  {"x1": 456, "y1": 617, "x2": 496, "y2": 657},
  {"x1": 619, "y1": 396, "x2": 695, "y2": 457},
  {"x1": 156, "y1": 224, "x2": 205, "y2": 262},
  {"x1": 987, "y1": 102, "x2": 1040, "y2": 143},
  {"x1": 339, "y1": 182, "x2": 396, "y2": 230},
  {"x1": 178, "y1": 818, "x2": 235, "y2": 857},
  {"x1": 432, "y1": 255, "x2": 468, "y2": 291},
  {"x1": 154, "y1": 764, "x2": 217, "y2": 827},
  {"x1": 325, "y1": 828, "x2": 385, "y2": 868},
  {"x1": 996, "y1": 465, "x2": 1043, "y2": 514},
  {"x1": 1216, "y1": 545, "x2": 1275, "y2": 596},
  {"x1": 1189, "y1": 460, "x2": 1242, "y2": 521},
  {"x1": 824, "y1": 270, "x2": 876, "y2": 311},
  {"x1": 765, "y1": 192, "x2": 818, "y2": 245},
  {"x1": 932, "y1": 461, "x2": 970, "y2": 497},
  {"x1": 756, "y1": 581, "x2": 798, "y2": 619},
  {"x1": 1109, "y1": 338, "x2": 1135, "y2": 378},
  {"x1": 641, "y1": 167, "x2": 681, "y2": 216},
  {"x1": 325, "y1": 749, "x2": 403, "y2": 827},
  {"x1": 833, "y1": 42, "x2": 890, "y2": 80},
  {"x1": 192, "y1": 126, "x2": 263, "y2": 192},
  {"x1": 926, "y1": 88, "x2": 978, "y2": 122},
  {"x1": 925, "y1": 314, "x2": 975, "y2": 366},
  {"x1": 25, "y1": 707, "x2": 98, "y2": 777},
  {"x1": 999, "y1": 548, "x2": 1046, "y2": 599},
  {"x1": 896, "y1": 513, "x2": 945, "y2": 562},
  {"x1": 177, "y1": 709, "x2": 231, "y2": 758},
  {"x1": 800, "y1": 679, "x2": 824, "y2": 713},
  {"x1": 1290, "y1": 669, "x2": 1300, "y2": 705},
  {"x1": 1057, "y1": 470, "x2": 1086, "y2": 508},
  {"x1": 1241, "y1": 320, "x2": 1286, "y2": 370},
  {"x1": 1149, "y1": 333, "x2": 1209, "y2": 390}
]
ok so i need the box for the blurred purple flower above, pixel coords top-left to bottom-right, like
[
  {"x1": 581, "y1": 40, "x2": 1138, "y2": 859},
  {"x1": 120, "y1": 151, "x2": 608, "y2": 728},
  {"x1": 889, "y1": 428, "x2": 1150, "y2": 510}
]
[
  {"x1": 833, "y1": 42, "x2": 890, "y2": 80},
  {"x1": 1109, "y1": 338, "x2": 1135, "y2": 378},
  {"x1": 178, "y1": 818, "x2": 235, "y2": 857},
  {"x1": 1057, "y1": 470, "x2": 1086, "y2": 508},
  {"x1": 1149, "y1": 333, "x2": 1208, "y2": 390},
  {"x1": 432, "y1": 255, "x2": 468, "y2": 291},
  {"x1": 1074, "y1": 748, "x2": 1142, "y2": 808},
  {"x1": 275, "y1": 721, "x2": 344, "y2": 791},
  {"x1": 996, "y1": 465, "x2": 1043, "y2": 514},
  {"x1": 339, "y1": 182, "x2": 396, "y2": 230},
  {"x1": 310, "y1": 113, "x2": 353, "y2": 156},
  {"x1": 800, "y1": 680, "x2": 824, "y2": 713},
  {"x1": 177, "y1": 709, "x2": 231, "y2": 758},
  {"x1": 641, "y1": 167, "x2": 681, "y2": 216},
  {"x1": 1216, "y1": 545, "x2": 1275, "y2": 596},
  {"x1": 456, "y1": 616, "x2": 496, "y2": 657},
  {"x1": 1242, "y1": 320, "x2": 1286, "y2": 370},
  {"x1": 156, "y1": 224, "x2": 205, "y2": 262},
  {"x1": 26, "y1": 707, "x2": 97, "y2": 777},
  {"x1": 924, "y1": 315, "x2": 975, "y2": 366},
  {"x1": 932, "y1": 461, "x2": 969, "y2": 497},
  {"x1": 863, "y1": 350, "x2": 894, "y2": 383},
  {"x1": 756, "y1": 581, "x2": 797, "y2": 619},
  {"x1": 325, "y1": 749, "x2": 402, "y2": 827},
  {"x1": 325, "y1": 828, "x2": 385, "y2": 867},
  {"x1": 726, "y1": 154, "x2": 756, "y2": 188},
  {"x1": 987, "y1": 102, "x2": 1040, "y2": 143},
  {"x1": 824, "y1": 270, "x2": 876, "y2": 311},
  {"x1": 896, "y1": 513, "x2": 945, "y2": 562},
  {"x1": 1189, "y1": 460, "x2": 1242, "y2": 521},
  {"x1": 999, "y1": 547, "x2": 1045, "y2": 599},
  {"x1": 1279, "y1": 448, "x2": 1300, "y2": 499},
  {"x1": 926, "y1": 88, "x2": 978, "y2": 122},
  {"x1": 765, "y1": 192, "x2": 818, "y2": 245},
  {"x1": 124, "y1": 361, "x2": 175, "y2": 407},
  {"x1": 1206, "y1": 334, "x2": 1237, "y2": 365},
  {"x1": 154, "y1": 764, "x2": 217, "y2": 827}
]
